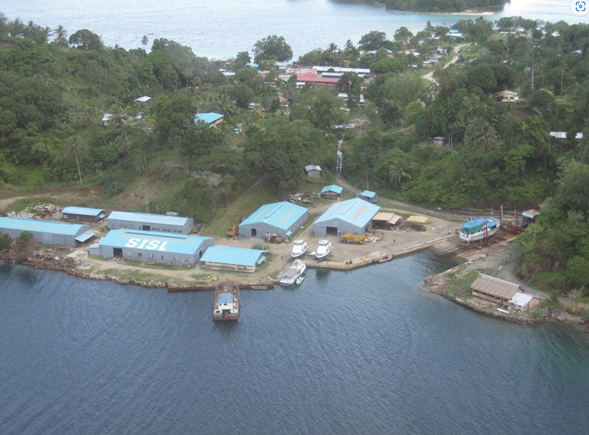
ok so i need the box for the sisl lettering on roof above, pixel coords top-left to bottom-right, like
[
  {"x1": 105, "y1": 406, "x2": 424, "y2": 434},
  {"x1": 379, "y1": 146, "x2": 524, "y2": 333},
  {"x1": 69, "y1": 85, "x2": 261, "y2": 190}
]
[{"x1": 125, "y1": 238, "x2": 168, "y2": 251}]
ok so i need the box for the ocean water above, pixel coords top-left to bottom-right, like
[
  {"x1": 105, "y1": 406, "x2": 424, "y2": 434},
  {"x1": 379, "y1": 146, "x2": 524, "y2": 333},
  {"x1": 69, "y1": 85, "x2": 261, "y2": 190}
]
[
  {"x1": 1, "y1": 253, "x2": 588, "y2": 435},
  {"x1": 1, "y1": 0, "x2": 585, "y2": 59}
]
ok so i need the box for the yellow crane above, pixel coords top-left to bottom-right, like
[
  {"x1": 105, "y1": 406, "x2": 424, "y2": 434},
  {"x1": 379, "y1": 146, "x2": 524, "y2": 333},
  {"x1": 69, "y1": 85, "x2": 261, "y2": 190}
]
[{"x1": 339, "y1": 234, "x2": 368, "y2": 244}]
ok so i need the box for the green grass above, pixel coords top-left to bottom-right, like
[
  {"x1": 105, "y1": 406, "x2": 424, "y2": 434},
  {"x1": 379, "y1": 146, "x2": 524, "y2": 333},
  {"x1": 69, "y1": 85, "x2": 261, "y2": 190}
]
[
  {"x1": 446, "y1": 269, "x2": 491, "y2": 295},
  {"x1": 122, "y1": 259, "x2": 189, "y2": 270}
]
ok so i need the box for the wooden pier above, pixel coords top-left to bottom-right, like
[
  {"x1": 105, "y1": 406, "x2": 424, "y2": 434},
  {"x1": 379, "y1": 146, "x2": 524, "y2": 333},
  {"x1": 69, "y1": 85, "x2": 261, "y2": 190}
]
[{"x1": 168, "y1": 282, "x2": 275, "y2": 292}]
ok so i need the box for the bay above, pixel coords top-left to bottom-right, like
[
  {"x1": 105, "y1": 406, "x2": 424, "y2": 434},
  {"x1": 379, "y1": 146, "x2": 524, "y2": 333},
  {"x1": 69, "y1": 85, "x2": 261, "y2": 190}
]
[
  {"x1": 1, "y1": 0, "x2": 585, "y2": 60},
  {"x1": 1, "y1": 253, "x2": 588, "y2": 434}
]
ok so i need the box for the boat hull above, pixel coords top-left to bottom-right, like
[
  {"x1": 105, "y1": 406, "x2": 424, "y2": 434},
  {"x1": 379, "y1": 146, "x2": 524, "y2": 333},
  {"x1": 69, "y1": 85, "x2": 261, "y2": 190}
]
[
  {"x1": 213, "y1": 313, "x2": 239, "y2": 321},
  {"x1": 459, "y1": 219, "x2": 501, "y2": 243}
]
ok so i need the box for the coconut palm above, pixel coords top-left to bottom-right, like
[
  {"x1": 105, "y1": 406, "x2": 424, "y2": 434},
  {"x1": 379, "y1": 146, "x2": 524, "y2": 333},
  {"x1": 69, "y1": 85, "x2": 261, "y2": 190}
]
[
  {"x1": 464, "y1": 118, "x2": 501, "y2": 150},
  {"x1": 68, "y1": 136, "x2": 86, "y2": 187}
]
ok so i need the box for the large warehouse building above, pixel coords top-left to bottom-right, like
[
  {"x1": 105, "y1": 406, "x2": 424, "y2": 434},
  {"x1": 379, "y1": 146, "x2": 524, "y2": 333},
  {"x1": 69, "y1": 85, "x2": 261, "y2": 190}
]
[
  {"x1": 89, "y1": 229, "x2": 213, "y2": 266},
  {"x1": 313, "y1": 198, "x2": 381, "y2": 236},
  {"x1": 239, "y1": 202, "x2": 309, "y2": 240},
  {"x1": 200, "y1": 246, "x2": 266, "y2": 273},
  {"x1": 107, "y1": 211, "x2": 194, "y2": 235},
  {"x1": 0, "y1": 217, "x2": 94, "y2": 246}
]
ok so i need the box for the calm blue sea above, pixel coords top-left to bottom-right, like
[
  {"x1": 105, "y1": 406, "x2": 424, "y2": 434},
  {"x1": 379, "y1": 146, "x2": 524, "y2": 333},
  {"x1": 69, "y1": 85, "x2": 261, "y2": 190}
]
[
  {"x1": 1, "y1": 253, "x2": 589, "y2": 435},
  {"x1": 1, "y1": 0, "x2": 585, "y2": 59}
]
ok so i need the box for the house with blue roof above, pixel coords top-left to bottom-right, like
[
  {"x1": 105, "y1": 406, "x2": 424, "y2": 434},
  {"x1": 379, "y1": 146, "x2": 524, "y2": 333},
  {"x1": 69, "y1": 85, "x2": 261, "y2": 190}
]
[
  {"x1": 194, "y1": 112, "x2": 224, "y2": 128},
  {"x1": 239, "y1": 202, "x2": 309, "y2": 240},
  {"x1": 200, "y1": 245, "x2": 266, "y2": 273},
  {"x1": 107, "y1": 211, "x2": 194, "y2": 234},
  {"x1": 359, "y1": 190, "x2": 378, "y2": 203},
  {"x1": 62, "y1": 206, "x2": 106, "y2": 223},
  {"x1": 0, "y1": 217, "x2": 94, "y2": 246},
  {"x1": 320, "y1": 185, "x2": 343, "y2": 200},
  {"x1": 313, "y1": 198, "x2": 381, "y2": 236},
  {"x1": 89, "y1": 229, "x2": 213, "y2": 266}
]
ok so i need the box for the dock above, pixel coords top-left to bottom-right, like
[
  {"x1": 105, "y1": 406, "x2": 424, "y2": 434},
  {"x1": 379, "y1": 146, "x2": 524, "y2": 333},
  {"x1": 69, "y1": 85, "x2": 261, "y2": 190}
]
[{"x1": 168, "y1": 282, "x2": 274, "y2": 292}]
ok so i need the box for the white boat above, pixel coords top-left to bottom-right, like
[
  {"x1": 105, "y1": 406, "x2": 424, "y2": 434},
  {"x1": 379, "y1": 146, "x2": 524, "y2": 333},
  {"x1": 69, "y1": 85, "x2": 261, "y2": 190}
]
[
  {"x1": 315, "y1": 240, "x2": 333, "y2": 261},
  {"x1": 279, "y1": 259, "x2": 307, "y2": 287},
  {"x1": 291, "y1": 240, "x2": 308, "y2": 259},
  {"x1": 459, "y1": 218, "x2": 501, "y2": 243}
]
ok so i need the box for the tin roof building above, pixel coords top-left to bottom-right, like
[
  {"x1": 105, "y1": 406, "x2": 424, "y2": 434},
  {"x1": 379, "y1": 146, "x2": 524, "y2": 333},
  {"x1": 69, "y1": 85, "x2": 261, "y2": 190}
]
[
  {"x1": 320, "y1": 185, "x2": 343, "y2": 199},
  {"x1": 239, "y1": 202, "x2": 309, "y2": 240},
  {"x1": 194, "y1": 112, "x2": 224, "y2": 128},
  {"x1": 359, "y1": 190, "x2": 378, "y2": 203},
  {"x1": 0, "y1": 217, "x2": 94, "y2": 246},
  {"x1": 313, "y1": 198, "x2": 381, "y2": 236},
  {"x1": 89, "y1": 229, "x2": 213, "y2": 266},
  {"x1": 200, "y1": 245, "x2": 266, "y2": 273},
  {"x1": 107, "y1": 211, "x2": 194, "y2": 235},
  {"x1": 62, "y1": 206, "x2": 106, "y2": 222}
]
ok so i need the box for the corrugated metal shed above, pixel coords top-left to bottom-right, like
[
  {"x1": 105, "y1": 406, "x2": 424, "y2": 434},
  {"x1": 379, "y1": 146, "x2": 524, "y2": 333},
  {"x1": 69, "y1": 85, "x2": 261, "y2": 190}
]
[
  {"x1": 406, "y1": 216, "x2": 429, "y2": 224},
  {"x1": 239, "y1": 202, "x2": 309, "y2": 239},
  {"x1": 194, "y1": 112, "x2": 223, "y2": 124},
  {"x1": 522, "y1": 210, "x2": 540, "y2": 219},
  {"x1": 107, "y1": 211, "x2": 193, "y2": 234},
  {"x1": 471, "y1": 274, "x2": 520, "y2": 300},
  {"x1": 62, "y1": 207, "x2": 105, "y2": 217},
  {"x1": 200, "y1": 246, "x2": 266, "y2": 267},
  {"x1": 321, "y1": 185, "x2": 343, "y2": 194},
  {"x1": 360, "y1": 190, "x2": 376, "y2": 199},
  {"x1": 0, "y1": 217, "x2": 91, "y2": 246},
  {"x1": 314, "y1": 198, "x2": 380, "y2": 236}
]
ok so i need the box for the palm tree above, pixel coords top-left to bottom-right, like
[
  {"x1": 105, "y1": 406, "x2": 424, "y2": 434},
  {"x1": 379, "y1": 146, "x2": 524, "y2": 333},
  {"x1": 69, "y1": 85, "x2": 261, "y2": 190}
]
[
  {"x1": 388, "y1": 160, "x2": 412, "y2": 191},
  {"x1": 53, "y1": 25, "x2": 68, "y2": 46},
  {"x1": 68, "y1": 136, "x2": 86, "y2": 187},
  {"x1": 465, "y1": 118, "x2": 501, "y2": 150}
]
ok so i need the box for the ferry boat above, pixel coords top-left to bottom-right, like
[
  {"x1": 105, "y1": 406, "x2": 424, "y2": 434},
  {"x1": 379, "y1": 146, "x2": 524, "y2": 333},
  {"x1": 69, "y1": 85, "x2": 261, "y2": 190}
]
[
  {"x1": 291, "y1": 240, "x2": 309, "y2": 259},
  {"x1": 213, "y1": 282, "x2": 240, "y2": 321},
  {"x1": 459, "y1": 218, "x2": 501, "y2": 243},
  {"x1": 315, "y1": 240, "x2": 333, "y2": 261},
  {"x1": 279, "y1": 259, "x2": 306, "y2": 287}
]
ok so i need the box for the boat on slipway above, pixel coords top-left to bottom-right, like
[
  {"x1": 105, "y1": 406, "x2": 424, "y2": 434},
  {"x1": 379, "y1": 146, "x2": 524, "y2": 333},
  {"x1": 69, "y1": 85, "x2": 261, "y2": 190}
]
[
  {"x1": 291, "y1": 240, "x2": 309, "y2": 259},
  {"x1": 315, "y1": 240, "x2": 333, "y2": 261},
  {"x1": 213, "y1": 282, "x2": 240, "y2": 321},
  {"x1": 459, "y1": 218, "x2": 501, "y2": 243},
  {"x1": 279, "y1": 259, "x2": 306, "y2": 287}
]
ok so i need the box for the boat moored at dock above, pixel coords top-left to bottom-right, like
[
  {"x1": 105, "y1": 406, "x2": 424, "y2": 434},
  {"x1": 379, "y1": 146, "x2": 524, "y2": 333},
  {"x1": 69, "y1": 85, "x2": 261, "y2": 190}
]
[
  {"x1": 315, "y1": 240, "x2": 333, "y2": 261},
  {"x1": 279, "y1": 259, "x2": 306, "y2": 287},
  {"x1": 291, "y1": 240, "x2": 309, "y2": 259},
  {"x1": 213, "y1": 282, "x2": 240, "y2": 321},
  {"x1": 459, "y1": 218, "x2": 501, "y2": 243}
]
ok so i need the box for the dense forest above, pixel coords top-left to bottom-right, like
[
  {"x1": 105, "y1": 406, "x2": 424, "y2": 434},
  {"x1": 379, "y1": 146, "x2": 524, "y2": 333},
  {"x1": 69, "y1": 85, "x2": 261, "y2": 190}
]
[
  {"x1": 341, "y1": 0, "x2": 506, "y2": 13},
  {"x1": 0, "y1": 12, "x2": 588, "y2": 296}
]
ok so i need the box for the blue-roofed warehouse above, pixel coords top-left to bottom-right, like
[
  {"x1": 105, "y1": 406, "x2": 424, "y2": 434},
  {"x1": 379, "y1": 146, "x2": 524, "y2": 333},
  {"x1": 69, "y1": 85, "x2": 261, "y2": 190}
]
[
  {"x1": 194, "y1": 112, "x2": 224, "y2": 128},
  {"x1": 107, "y1": 211, "x2": 194, "y2": 235},
  {"x1": 0, "y1": 217, "x2": 93, "y2": 246},
  {"x1": 62, "y1": 206, "x2": 105, "y2": 222},
  {"x1": 200, "y1": 246, "x2": 266, "y2": 273},
  {"x1": 89, "y1": 229, "x2": 213, "y2": 266},
  {"x1": 313, "y1": 198, "x2": 381, "y2": 236},
  {"x1": 320, "y1": 185, "x2": 343, "y2": 200},
  {"x1": 239, "y1": 202, "x2": 309, "y2": 240}
]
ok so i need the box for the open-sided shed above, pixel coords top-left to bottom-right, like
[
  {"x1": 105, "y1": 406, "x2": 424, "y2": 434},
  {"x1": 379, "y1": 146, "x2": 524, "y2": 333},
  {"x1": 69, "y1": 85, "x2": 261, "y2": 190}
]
[
  {"x1": 239, "y1": 202, "x2": 309, "y2": 240},
  {"x1": 313, "y1": 198, "x2": 381, "y2": 236},
  {"x1": 200, "y1": 246, "x2": 266, "y2": 273}
]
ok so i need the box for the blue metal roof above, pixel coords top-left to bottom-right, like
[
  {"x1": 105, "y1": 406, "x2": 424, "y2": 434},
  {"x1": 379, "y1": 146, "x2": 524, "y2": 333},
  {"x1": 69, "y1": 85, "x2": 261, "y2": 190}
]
[
  {"x1": 98, "y1": 229, "x2": 212, "y2": 255},
  {"x1": 194, "y1": 112, "x2": 223, "y2": 125},
  {"x1": 75, "y1": 231, "x2": 96, "y2": 243},
  {"x1": 321, "y1": 185, "x2": 343, "y2": 194},
  {"x1": 108, "y1": 211, "x2": 191, "y2": 226},
  {"x1": 315, "y1": 198, "x2": 381, "y2": 227},
  {"x1": 240, "y1": 202, "x2": 308, "y2": 231},
  {"x1": 461, "y1": 218, "x2": 487, "y2": 230},
  {"x1": 360, "y1": 190, "x2": 376, "y2": 198},
  {"x1": 0, "y1": 217, "x2": 87, "y2": 235},
  {"x1": 62, "y1": 207, "x2": 105, "y2": 217},
  {"x1": 218, "y1": 293, "x2": 233, "y2": 304},
  {"x1": 200, "y1": 246, "x2": 266, "y2": 267}
]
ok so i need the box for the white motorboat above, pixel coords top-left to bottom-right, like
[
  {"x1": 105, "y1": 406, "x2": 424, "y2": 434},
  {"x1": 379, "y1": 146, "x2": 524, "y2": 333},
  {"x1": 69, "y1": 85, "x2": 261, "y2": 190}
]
[
  {"x1": 459, "y1": 218, "x2": 501, "y2": 244},
  {"x1": 315, "y1": 240, "x2": 333, "y2": 261},
  {"x1": 291, "y1": 240, "x2": 309, "y2": 259},
  {"x1": 279, "y1": 259, "x2": 307, "y2": 287}
]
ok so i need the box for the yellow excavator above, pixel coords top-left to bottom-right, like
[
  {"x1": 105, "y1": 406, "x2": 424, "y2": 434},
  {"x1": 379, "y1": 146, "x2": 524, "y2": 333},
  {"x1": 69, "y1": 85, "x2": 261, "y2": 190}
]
[
  {"x1": 340, "y1": 233, "x2": 368, "y2": 244},
  {"x1": 265, "y1": 234, "x2": 282, "y2": 244},
  {"x1": 226, "y1": 224, "x2": 238, "y2": 237}
]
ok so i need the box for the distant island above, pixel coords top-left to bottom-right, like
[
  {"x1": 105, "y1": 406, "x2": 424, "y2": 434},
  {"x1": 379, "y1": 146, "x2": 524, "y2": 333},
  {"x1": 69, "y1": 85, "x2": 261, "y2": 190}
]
[{"x1": 337, "y1": 0, "x2": 507, "y2": 13}]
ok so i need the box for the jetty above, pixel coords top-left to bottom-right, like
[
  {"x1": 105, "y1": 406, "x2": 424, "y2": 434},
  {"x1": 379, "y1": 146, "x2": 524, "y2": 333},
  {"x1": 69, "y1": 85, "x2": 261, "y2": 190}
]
[{"x1": 168, "y1": 282, "x2": 274, "y2": 292}]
